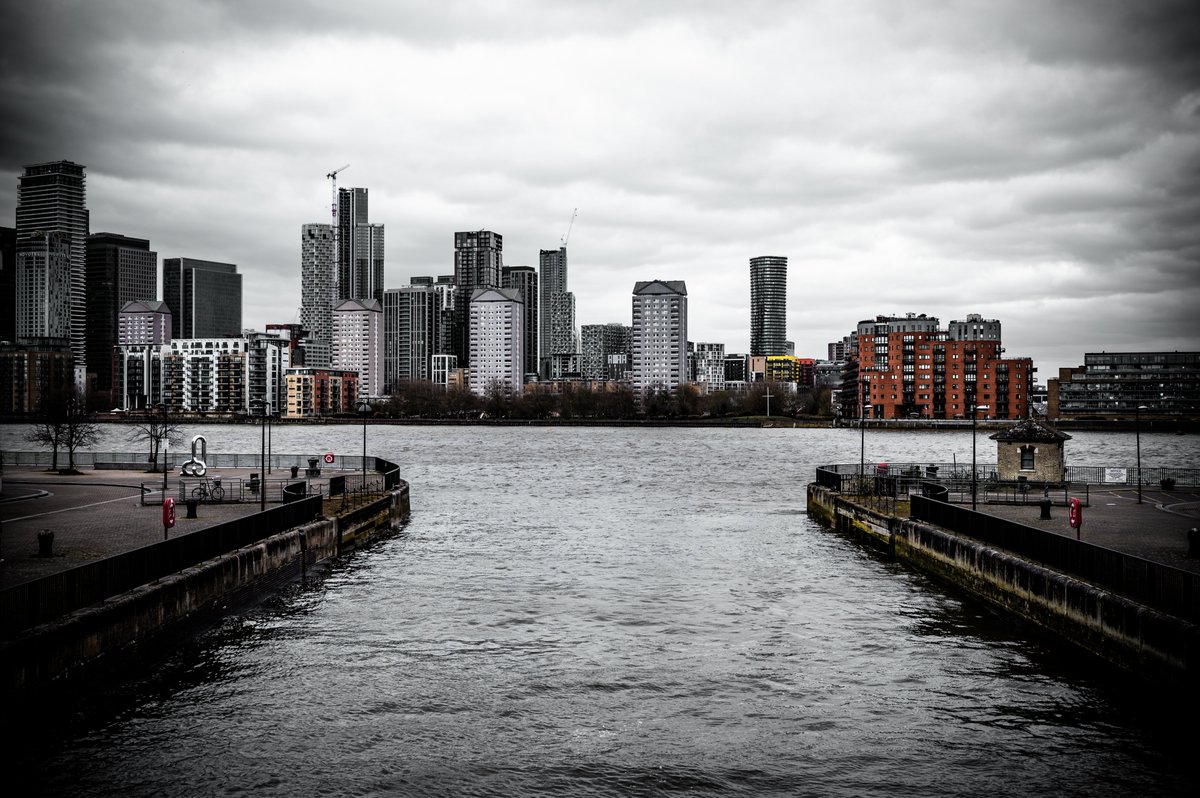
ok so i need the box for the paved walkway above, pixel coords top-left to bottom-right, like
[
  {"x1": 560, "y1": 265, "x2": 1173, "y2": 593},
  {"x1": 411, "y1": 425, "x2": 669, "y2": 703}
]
[
  {"x1": 0, "y1": 466, "x2": 341, "y2": 590},
  {"x1": 979, "y1": 487, "x2": 1200, "y2": 574}
]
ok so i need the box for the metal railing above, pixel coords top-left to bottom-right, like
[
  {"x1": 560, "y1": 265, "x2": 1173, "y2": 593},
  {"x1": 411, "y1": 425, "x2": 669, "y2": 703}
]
[
  {"x1": 910, "y1": 494, "x2": 1200, "y2": 624},
  {"x1": 0, "y1": 495, "x2": 323, "y2": 638}
]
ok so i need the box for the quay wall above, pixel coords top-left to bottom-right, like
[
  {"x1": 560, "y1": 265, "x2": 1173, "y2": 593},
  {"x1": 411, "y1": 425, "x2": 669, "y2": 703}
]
[
  {"x1": 806, "y1": 484, "x2": 1200, "y2": 686},
  {"x1": 2, "y1": 484, "x2": 410, "y2": 696}
]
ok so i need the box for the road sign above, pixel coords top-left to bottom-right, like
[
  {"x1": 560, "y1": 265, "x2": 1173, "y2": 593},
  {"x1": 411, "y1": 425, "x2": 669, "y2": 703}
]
[{"x1": 324, "y1": 452, "x2": 335, "y2": 464}]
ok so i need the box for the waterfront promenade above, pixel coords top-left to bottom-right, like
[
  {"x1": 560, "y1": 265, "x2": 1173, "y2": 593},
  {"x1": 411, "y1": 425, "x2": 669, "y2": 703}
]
[{"x1": 0, "y1": 466, "x2": 339, "y2": 590}]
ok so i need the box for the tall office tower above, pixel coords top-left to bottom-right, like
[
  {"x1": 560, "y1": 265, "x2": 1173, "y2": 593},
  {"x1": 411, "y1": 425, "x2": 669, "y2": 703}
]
[
  {"x1": 300, "y1": 223, "x2": 335, "y2": 367},
  {"x1": 0, "y1": 227, "x2": 16, "y2": 343},
  {"x1": 452, "y1": 230, "x2": 503, "y2": 366},
  {"x1": 581, "y1": 323, "x2": 632, "y2": 381},
  {"x1": 163, "y1": 258, "x2": 242, "y2": 338},
  {"x1": 631, "y1": 280, "x2": 688, "y2": 394},
  {"x1": 467, "y1": 287, "x2": 523, "y2": 396},
  {"x1": 948, "y1": 313, "x2": 1002, "y2": 342},
  {"x1": 538, "y1": 246, "x2": 578, "y2": 377},
  {"x1": 502, "y1": 265, "x2": 539, "y2": 380},
  {"x1": 15, "y1": 161, "x2": 89, "y2": 382},
  {"x1": 15, "y1": 231, "x2": 72, "y2": 342},
  {"x1": 749, "y1": 255, "x2": 787, "y2": 356},
  {"x1": 85, "y1": 233, "x2": 157, "y2": 400},
  {"x1": 332, "y1": 297, "x2": 383, "y2": 399},
  {"x1": 384, "y1": 284, "x2": 438, "y2": 389},
  {"x1": 337, "y1": 187, "x2": 385, "y2": 302}
]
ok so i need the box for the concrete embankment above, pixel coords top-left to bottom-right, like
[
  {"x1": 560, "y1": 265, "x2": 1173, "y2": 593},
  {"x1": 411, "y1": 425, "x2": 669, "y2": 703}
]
[
  {"x1": 806, "y1": 484, "x2": 1200, "y2": 688},
  {"x1": 1, "y1": 484, "x2": 410, "y2": 696}
]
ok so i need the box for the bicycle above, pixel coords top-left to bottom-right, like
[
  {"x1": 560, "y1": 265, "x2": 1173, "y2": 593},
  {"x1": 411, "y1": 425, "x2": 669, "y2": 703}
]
[{"x1": 191, "y1": 476, "x2": 225, "y2": 502}]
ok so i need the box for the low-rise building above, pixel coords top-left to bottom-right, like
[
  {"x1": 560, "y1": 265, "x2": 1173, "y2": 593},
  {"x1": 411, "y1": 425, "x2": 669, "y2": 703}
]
[
  {"x1": 284, "y1": 367, "x2": 359, "y2": 418},
  {"x1": 1048, "y1": 351, "x2": 1199, "y2": 418}
]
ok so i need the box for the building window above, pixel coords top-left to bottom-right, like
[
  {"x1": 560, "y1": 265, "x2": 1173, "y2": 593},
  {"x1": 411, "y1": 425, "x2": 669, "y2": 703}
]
[{"x1": 1020, "y1": 446, "x2": 1035, "y2": 471}]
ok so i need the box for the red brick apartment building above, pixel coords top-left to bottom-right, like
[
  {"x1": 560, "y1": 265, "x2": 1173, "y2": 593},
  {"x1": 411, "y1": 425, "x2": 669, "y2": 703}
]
[{"x1": 855, "y1": 323, "x2": 1033, "y2": 420}]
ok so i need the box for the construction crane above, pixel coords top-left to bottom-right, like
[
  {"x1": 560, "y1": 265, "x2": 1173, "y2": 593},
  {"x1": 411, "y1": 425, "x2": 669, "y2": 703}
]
[
  {"x1": 327, "y1": 164, "x2": 350, "y2": 295},
  {"x1": 561, "y1": 207, "x2": 577, "y2": 249}
]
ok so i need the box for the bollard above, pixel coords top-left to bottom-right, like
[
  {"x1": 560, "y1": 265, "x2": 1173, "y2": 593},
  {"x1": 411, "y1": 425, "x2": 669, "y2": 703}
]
[
  {"x1": 1039, "y1": 498, "x2": 1052, "y2": 520},
  {"x1": 185, "y1": 499, "x2": 199, "y2": 518},
  {"x1": 37, "y1": 529, "x2": 54, "y2": 557},
  {"x1": 1189, "y1": 528, "x2": 1200, "y2": 559},
  {"x1": 291, "y1": 464, "x2": 300, "y2": 478}
]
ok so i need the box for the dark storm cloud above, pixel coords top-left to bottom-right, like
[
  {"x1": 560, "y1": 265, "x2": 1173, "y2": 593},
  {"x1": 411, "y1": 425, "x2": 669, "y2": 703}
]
[{"x1": 0, "y1": 1, "x2": 1196, "y2": 375}]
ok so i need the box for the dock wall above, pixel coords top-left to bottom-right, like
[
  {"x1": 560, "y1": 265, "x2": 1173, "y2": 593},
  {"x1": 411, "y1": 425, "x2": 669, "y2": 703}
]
[
  {"x1": 2, "y1": 484, "x2": 410, "y2": 695},
  {"x1": 806, "y1": 484, "x2": 1200, "y2": 685}
]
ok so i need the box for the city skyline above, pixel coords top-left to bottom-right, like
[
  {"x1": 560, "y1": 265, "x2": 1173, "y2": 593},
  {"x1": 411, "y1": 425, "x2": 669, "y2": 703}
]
[{"x1": 1, "y1": 2, "x2": 1197, "y2": 377}]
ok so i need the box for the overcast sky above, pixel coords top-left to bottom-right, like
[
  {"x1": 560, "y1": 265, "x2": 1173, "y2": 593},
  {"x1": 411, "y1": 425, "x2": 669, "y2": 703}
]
[{"x1": 2, "y1": 0, "x2": 1197, "y2": 378}]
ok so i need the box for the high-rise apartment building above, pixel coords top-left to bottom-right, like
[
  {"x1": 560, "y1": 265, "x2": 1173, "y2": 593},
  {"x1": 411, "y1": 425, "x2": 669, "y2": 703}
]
[
  {"x1": 384, "y1": 284, "x2": 439, "y2": 389},
  {"x1": 15, "y1": 161, "x2": 89, "y2": 382},
  {"x1": 300, "y1": 223, "x2": 335, "y2": 367},
  {"x1": 15, "y1": 231, "x2": 72, "y2": 343},
  {"x1": 581, "y1": 323, "x2": 632, "y2": 382},
  {"x1": 85, "y1": 233, "x2": 157, "y2": 400},
  {"x1": 539, "y1": 246, "x2": 577, "y2": 377},
  {"x1": 468, "y1": 287, "x2": 523, "y2": 396},
  {"x1": 749, "y1": 255, "x2": 787, "y2": 357},
  {"x1": 0, "y1": 227, "x2": 16, "y2": 343},
  {"x1": 337, "y1": 188, "x2": 385, "y2": 303},
  {"x1": 163, "y1": 258, "x2": 242, "y2": 338},
  {"x1": 114, "y1": 300, "x2": 172, "y2": 410},
  {"x1": 332, "y1": 297, "x2": 384, "y2": 399},
  {"x1": 452, "y1": 230, "x2": 503, "y2": 366},
  {"x1": 502, "y1": 265, "x2": 539, "y2": 380},
  {"x1": 631, "y1": 280, "x2": 688, "y2": 394}
]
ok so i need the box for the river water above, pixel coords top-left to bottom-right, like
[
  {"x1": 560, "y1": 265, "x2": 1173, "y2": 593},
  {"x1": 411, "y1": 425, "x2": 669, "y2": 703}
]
[{"x1": 5, "y1": 424, "x2": 1198, "y2": 796}]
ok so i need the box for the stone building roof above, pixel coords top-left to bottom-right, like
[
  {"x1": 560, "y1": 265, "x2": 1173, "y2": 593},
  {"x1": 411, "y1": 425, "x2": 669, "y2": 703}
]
[{"x1": 989, "y1": 418, "x2": 1072, "y2": 442}]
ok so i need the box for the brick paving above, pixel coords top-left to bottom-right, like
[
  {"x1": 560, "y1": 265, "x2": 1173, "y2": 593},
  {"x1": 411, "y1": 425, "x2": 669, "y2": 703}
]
[{"x1": 0, "y1": 466, "x2": 338, "y2": 590}]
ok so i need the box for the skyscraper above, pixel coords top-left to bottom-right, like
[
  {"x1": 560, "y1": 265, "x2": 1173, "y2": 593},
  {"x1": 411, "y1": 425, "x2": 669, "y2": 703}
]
[
  {"x1": 301, "y1": 223, "x2": 335, "y2": 367},
  {"x1": 631, "y1": 280, "x2": 688, "y2": 394},
  {"x1": 452, "y1": 230, "x2": 503, "y2": 366},
  {"x1": 86, "y1": 232, "x2": 157, "y2": 400},
  {"x1": 539, "y1": 246, "x2": 576, "y2": 377},
  {"x1": 384, "y1": 283, "x2": 438, "y2": 388},
  {"x1": 163, "y1": 257, "x2": 242, "y2": 338},
  {"x1": 749, "y1": 255, "x2": 787, "y2": 356},
  {"x1": 0, "y1": 227, "x2": 16, "y2": 343},
  {"x1": 15, "y1": 161, "x2": 89, "y2": 382},
  {"x1": 337, "y1": 187, "x2": 384, "y2": 302},
  {"x1": 502, "y1": 265, "x2": 538, "y2": 380},
  {"x1": 15, "y1": 231, "x2": 72, "y2": 342}
]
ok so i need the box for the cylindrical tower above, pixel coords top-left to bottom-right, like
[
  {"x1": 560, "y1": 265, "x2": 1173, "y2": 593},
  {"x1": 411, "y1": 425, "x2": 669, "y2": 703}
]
[{"x1": 750, "y1": 255, "x2": 787, "y2": 356}]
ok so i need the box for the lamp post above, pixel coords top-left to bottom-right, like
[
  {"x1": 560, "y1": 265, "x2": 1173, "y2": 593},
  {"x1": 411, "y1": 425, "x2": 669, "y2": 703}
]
[
  {"x1": 159, "y1": 402, "x2": 169, "y2": 495},
  {"x1": 266, "y1": 400, "x2": 273, "y2": 475},
  {"x1": 971, "y1": 403, "x2": 990, "y2": 510},
  {"x1": 358, "y1": 400, "x2": 371, "y2": 495},
  {"x1": 1135, "y1": 404, "x2": 1149, "y2": 504},
  {"x1": 252, "y1": 399, "x2": 265, "y2": 511},
  {"x1": 859, "y1": 376, "x2": 870, "y2": 496}
]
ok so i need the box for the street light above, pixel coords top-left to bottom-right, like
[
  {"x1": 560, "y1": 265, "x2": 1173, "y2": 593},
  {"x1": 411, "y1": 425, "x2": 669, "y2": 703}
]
[
  {"x1": 1135, "y1": 404, "x2": 1149, "y2": 504},
  {"x1": 252, "y1": 399, "x2": 266, "y2": 511},
  {"x1": 860, "y1": 376, "x2": 870, "y2": 496},
  {"x1": 358, "y1": 400, "x2": 372, "y2": 495},
  {"x1": 266, "y1": 400, "x2": 273, "y2": 475},
  {"x1": 971, "y1": 403, "x2": 991, "y2": 511},
  {"x1": 159, "y1": 402, "x2": 169, "y2": 496}
]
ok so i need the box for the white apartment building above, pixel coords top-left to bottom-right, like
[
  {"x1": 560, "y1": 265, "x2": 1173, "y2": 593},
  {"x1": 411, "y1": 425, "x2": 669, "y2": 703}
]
[
  {"x1": 467, "y1": 287, "x2": 523, "y2": 396},
  {"x1": 631, "y1": 280, "x2": 688, "y2": 394},
  {"x1": 332, "y1": 297, "x2": 383, "y2": 399}
]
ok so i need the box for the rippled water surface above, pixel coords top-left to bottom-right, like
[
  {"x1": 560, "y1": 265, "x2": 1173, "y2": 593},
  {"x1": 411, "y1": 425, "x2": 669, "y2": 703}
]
[{"x1": 8, "y1": 424, "x2": 1198, "y2": 796}]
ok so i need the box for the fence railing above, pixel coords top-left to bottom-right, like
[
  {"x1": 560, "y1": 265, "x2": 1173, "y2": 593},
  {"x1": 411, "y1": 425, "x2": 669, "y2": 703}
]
[
  {"x1": 0, "y1": 495, "x2": 323, "y2": 638},
  {"x1": 814, "y1": 465, "x2": 1090, "y2": 506},
  {"x1": 1, "y1": 451, "x2": 386, "y2": 473},
  {"x1": 910, "y1": 494, "x2": 1200, "y2": 624}
]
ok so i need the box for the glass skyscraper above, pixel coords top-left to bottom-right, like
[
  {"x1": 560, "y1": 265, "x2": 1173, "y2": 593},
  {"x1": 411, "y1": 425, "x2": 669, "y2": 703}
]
[
  {"x1": 749, "y1": 255, "x2": 787, "y2": 356},
  {"x1": 163, "y1": 257, "x2": 242, "y2": 339}
]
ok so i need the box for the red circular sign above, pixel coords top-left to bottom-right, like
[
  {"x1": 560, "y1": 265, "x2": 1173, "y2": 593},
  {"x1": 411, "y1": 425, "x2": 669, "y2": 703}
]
[{"x1": 323, "y1": 452, "x2": 335, "y2": 464}]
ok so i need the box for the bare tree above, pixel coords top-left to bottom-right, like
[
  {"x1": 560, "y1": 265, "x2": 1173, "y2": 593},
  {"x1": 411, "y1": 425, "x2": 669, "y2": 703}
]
[
  {"x1": 126, "y1": 408, "x2": 185, "y2": 472},
  {"x1": 27, "y1": 387, "x2": 100, "y2": 473}
]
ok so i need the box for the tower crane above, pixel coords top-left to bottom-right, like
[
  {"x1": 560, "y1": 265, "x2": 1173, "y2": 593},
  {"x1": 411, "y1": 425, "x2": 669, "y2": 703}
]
[
  {"x1": 561, "y1": 207, "x2": 577, "y2": 249},
  {"x1": 327, "y1": 164, "x2": 349, "y2": 294}
]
